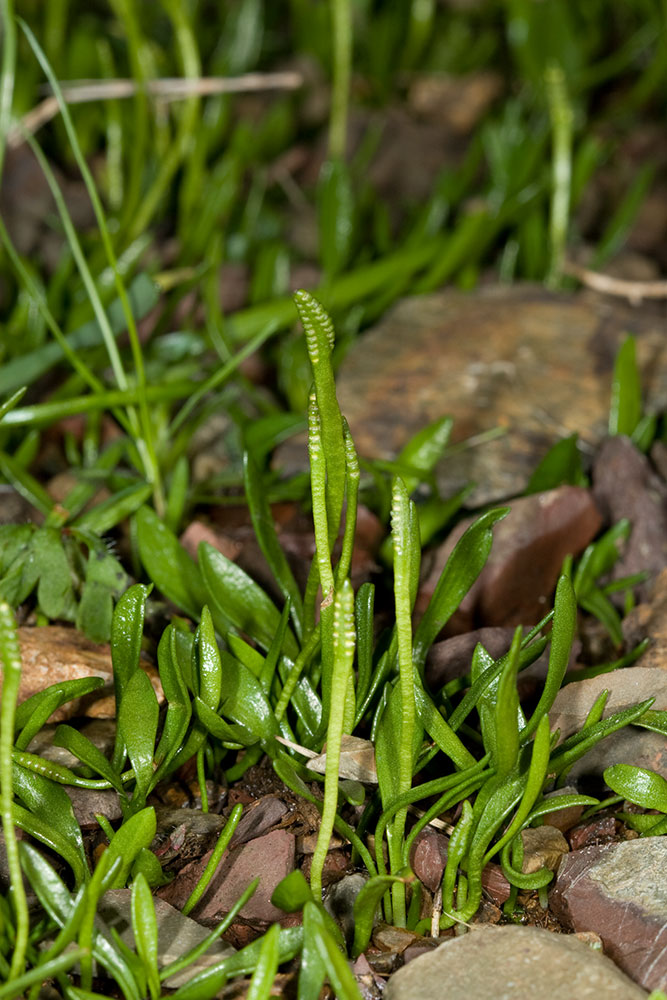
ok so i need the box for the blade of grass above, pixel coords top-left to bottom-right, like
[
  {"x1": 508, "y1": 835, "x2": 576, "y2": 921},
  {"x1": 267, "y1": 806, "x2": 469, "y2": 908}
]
[{"x1": 19, "y1": 19, "x2": 164, "y2": 510}]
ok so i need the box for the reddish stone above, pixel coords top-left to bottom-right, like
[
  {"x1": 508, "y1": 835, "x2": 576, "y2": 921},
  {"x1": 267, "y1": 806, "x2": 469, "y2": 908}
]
[
  {"x1": 593, "y1": 435, "x2": 667, "y2": 599},
  {"x1": 410, "y1": 829, "x2": 448, "y2": 893},
  {"x1": 550, "y1": 838, "x2": 667, "y2": 992},
  {"x1": 569, "y1": 816, "x2": 617, "y2": 852},
  {"x1": 158, "y1": 828, "x2": 295, "y2": 926},
  {"x1": 418, "y1": 486, "x2": 602, "y2": 632},
  {"x1": 480, "y1": 862, "x2": 511, "y2": 906},
  {"x1": 4, "y1": 626, "x2": 162, "y2": 721}
]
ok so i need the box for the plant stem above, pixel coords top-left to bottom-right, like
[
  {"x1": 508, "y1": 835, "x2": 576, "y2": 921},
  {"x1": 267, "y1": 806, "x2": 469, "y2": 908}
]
[
  {"x1": 310, "y1": 580, "x2": 355, "y2": 898},
  {"x1": 546, "y1": 62, "x2": 573, "y2": 288},
  {"x1": 389, "y1": 478, "x2": 418, "y2": 926},
  {"x1": 328, "y1": 0, "x2": 352, "y2": 160},
  {"x1": 0, "y1": 0, "x2": 16, "y2": 182},
  {"x1": 0, "y1": 603, "x2": 29, "y2": 980}
]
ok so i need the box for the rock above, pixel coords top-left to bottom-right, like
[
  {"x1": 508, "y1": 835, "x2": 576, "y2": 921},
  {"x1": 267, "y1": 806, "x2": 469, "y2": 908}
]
[
  {"x1": 383, "y1": 924, "x2": 648, "y2": 999},
  {"x1": 592, "y1": 436, "x2": 667, "y2": 598},
  {"x1": 278, "y1": 286, "x2": 667, "y2": 506},
  {"x1": 152, "y1": 808, "x2": 226, "y2": 869},
  {"x1": 425, "y1": 627, "x2": 515, "y2": 690},
  {"x1": 64, "y1": 787, "x2": 121, "y2": 830},
  {"x1": 229, "y1": 795, "x2": 289, "y2": 847},
  {"x1": 324, "y1": 873, "x2": 368, "y2": 947},
  {"x1": 158, "y1": 828, "x2": 295, "y2": 926},
  {"x1": 352, "y1": 952, "x2": 386, "y2": 1000},
  {"x1": 569, "y1": 816, "x2": 617, "y2": 852},
  {"x1": 550, "y1": 838, "x2": 667, "y2": 992},
  {"x1": 520, "y1": 825, "x2": 569, "y2": 874},
  {"x1": 410, "y1": 830, "x2": 512, "y2": 904},
  {"x1": 411, "y1": 829, "x2": 448, "y2": 892},
  {"x1": 300, "y1": 847, "x2": 350, "y2": 887},
  {"x1": 373, "y1": 924, "x2": 421, "y2": 954},
  {"x1": 540, "y1": 787, "x2": 586, "y2": 833},
  {"x1": 549, "y1": 668, "x2": 667, "y2": 779},
  {"x1": 418, "y1": 487, "x2": 601, "y2": 631},
  {"x1": 5, "y1": 626, "x2": 162, "y2": 721},
  {"x1": 480, "y1": 863, "x2": 511, "y2": 906},
  {"x1": 623, "y1": 568, "x2": 667, "y2": 669},
  {"x1": 96, "y1": 890, "x2": 235, "y2": 988}
]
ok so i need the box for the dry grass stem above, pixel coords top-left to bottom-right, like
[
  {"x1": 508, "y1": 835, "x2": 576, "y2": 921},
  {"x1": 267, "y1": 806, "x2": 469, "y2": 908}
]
[
  {"x1": 564, "y1": 259, "x2": 667, "y2": 304},
  {"x1": 9, "y1": 72, "x2": 304, "y2": 148}
]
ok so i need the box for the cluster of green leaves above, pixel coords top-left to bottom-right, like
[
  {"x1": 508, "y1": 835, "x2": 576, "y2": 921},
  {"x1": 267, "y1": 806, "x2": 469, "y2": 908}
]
[
  {"x1": 2, "y1": 0, "x2": 663, "y2": 492},
  {"x1": 2, "y1": 293, "x2": 666, "y2": 999},
  {"x1": 2, "y1": 1, "x2": 667, "y2": 994}
]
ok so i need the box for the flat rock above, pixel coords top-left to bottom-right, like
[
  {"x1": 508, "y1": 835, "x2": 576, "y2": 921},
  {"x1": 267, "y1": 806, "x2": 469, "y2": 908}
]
[
  {"x1": 277, "y1": 286, "x2": 667, "y2": 506},
  {"x1": 520, "y1": 825, "x2": 569, "y2": 873},
  {"x1": 3, "y1": 626, "x2": 162, "y2": 721},
  {"x1": 384, "y1": 924, "x2": 647, "y2": 999},
  {"x1": 550, "y1": 838, "x2": 667, "y2": 991},
  {"x1": 417, "y1": 486, "x2": 601, "y2": 631},
  {"x1": 97, "y1": 889, "x2": 235, "y2": 988},
  {"x1": 64, "y1": 786, "x2": 121, "y2": 829},
  {"x1": 549, "y1": 668, "x2": 667, "y2": 779},
  {"x1": 593, "y1": 436, "x2": 667, "y2": 598},
  {"x1": 229, "y1": 795, "x2": 289, "y2": 846},
  {"x1": 158, "y1": 828, "x2": 295, "y2": 926}
]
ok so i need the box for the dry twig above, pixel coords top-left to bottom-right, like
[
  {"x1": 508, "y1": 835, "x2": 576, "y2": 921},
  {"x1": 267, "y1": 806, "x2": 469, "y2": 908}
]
[
  {"x1": 563, "y1": 259, "x2": 667, "y2": 305},
  {"x1": 9, "y1": 72, "x2": 303, "y2": 149}
]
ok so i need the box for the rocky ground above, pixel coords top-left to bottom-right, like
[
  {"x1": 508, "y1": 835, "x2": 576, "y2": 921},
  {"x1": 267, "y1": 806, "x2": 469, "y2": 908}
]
[{"x1": 3, "y1": 282, "x2": 667, "y2": 997}]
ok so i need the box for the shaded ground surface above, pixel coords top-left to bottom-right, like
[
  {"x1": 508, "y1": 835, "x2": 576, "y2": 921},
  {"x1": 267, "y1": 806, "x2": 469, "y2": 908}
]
[{"x1": 4, "y1": 283, "x2": 667, "y2": 997}]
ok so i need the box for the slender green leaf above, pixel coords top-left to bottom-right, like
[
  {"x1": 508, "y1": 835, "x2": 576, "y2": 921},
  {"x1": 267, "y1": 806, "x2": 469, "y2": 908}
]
[
  {"x1": 105, "y1": 807, "x2": 157, "y2": 888},
  {"x1": 132, "y1": 873, "x2": 160, "y2": 999},
  {"x1": 414, "y1": 682, "x2": 476, "y2": 770},
  {"x1": 111, "y1": 583, "x2": 150, "y2": 706},
  {"x1": 199, "y1": 542, "x2": 297, "y2": 657},
  {"x1": 53, "y1": 724, "x2": 125, "y2": 794},
  {"x1": 413, "y1": 509, "x2": 509, "y2": 669},
  {"x1": 197, "y1": 606, "x2": 223, "y2": 712},
  {"x1": 243, "y1": 450, "x2": 303, "y2": 637},
  {"x1": 271, "y1": 869, "x2": 314, "y2": 913},
  {"x1": 246, "y1": 922, "x2": 280, "y2": 1000},
  {"x1": 14, "y1": 677, "x2": 102, "y2": 749},
  {"x1": 494, "y1": 628, "x2": 523, "y2": 777},
  {"x1": 135, "y1": 506, "x2": 206, "y2": 619},
  {"x1": 523, "y1": 574, "x2": 576, "y2": 739},
  {"x1": 154, "y1": 626, "x2": 192, "y2": 775},
  {"x1": 73, "y1": 483, "x2": 153, "y2": 535},
  {"x1": 12, "y1": 763, "x2": 87, "y2": 878},
  {"x1": 396, "y1": 416, "x2": 453, "y2": 494},
  {"x1": 118, "y1": 670, "x2": 159, "y2": 803},
  {"x1": 0, "y1": 273, "x2": 159, "y2": 397},
  {"x1": 12, "y1": 802, "x2": 87, "y2": 887},
  {"x1": 352, "y1": 874, "x2": 406, "y2": 958},
  {"x1": 525, "y1": 434, "x2": 586, "y2": 494}
]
